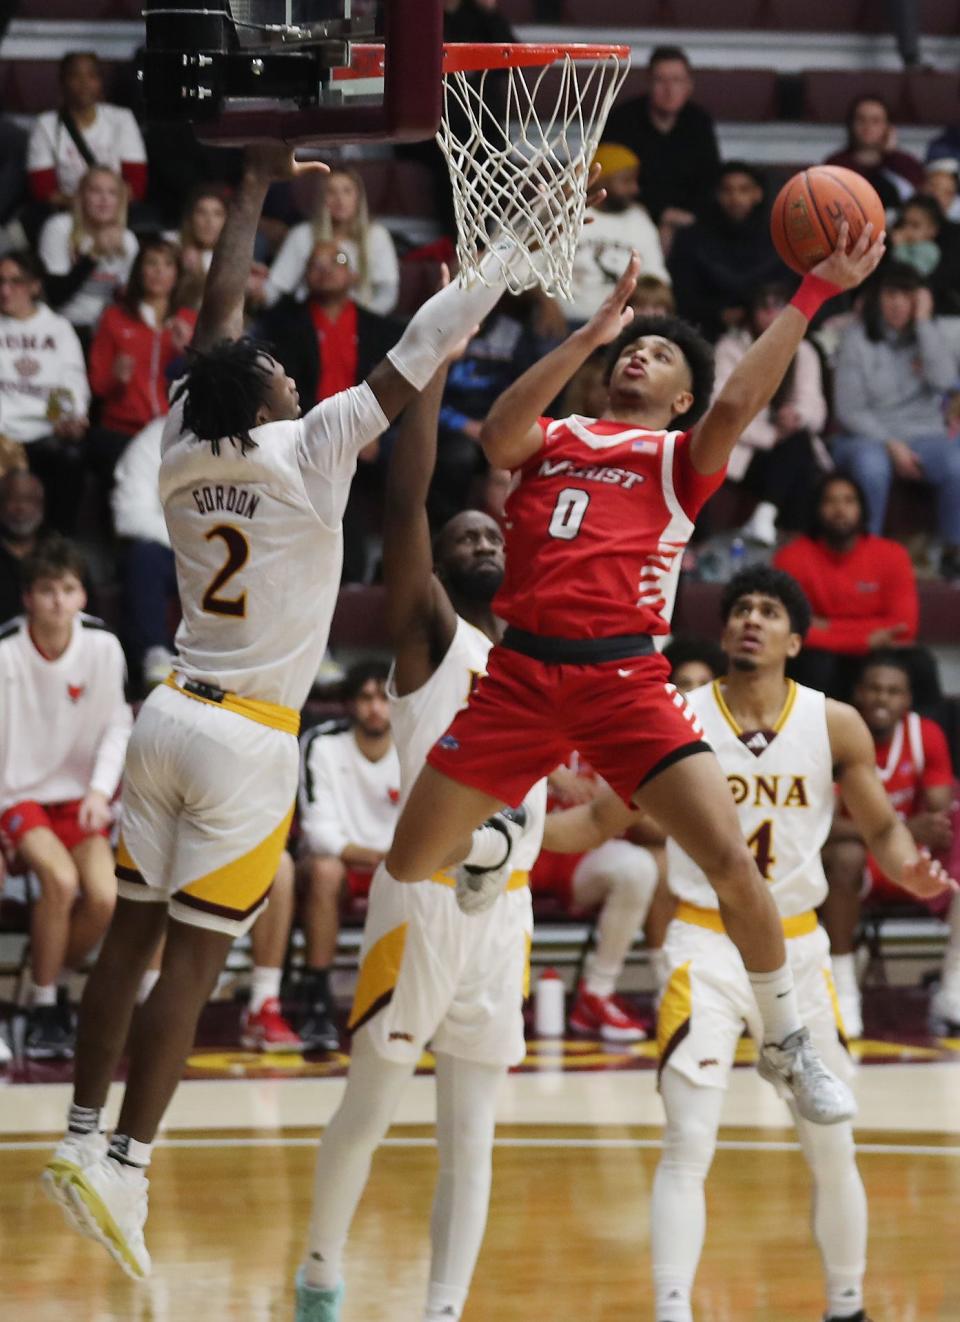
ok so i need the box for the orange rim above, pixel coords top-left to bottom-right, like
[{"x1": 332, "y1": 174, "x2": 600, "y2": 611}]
[{"x1": 339, "y1": 41, "x2": 630, "y2": 81}]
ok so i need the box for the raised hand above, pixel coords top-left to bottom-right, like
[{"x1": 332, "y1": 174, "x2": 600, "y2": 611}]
[
  {"x1": 584, "y1": 250, "x2": 642, "y2": 347},
  {"x1": 899, "y1": 848, "x2": 957, "y2": 901},
  {"x1": 243, "y1": 144, "x2": 330, "y2": 183},
  {"x1": 811, "y1": 220, "x2": 886, "y2": 292}
]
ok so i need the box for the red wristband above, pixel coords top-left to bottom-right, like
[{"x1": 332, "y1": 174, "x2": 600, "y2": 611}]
[{"x1": 790, "y1": 272, "x2": 843, "y2": 321}]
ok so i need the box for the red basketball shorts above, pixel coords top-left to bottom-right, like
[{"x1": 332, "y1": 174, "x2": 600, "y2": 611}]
[
  {"x1": 427, "y1": 644, "x2": 708, "y2": 808},
  {"x1": 0, "y1": 799, "x2": 109, "y2": 861}
]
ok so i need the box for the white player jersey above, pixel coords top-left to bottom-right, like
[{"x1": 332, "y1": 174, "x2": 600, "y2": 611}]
[
  {"x1": 160, "y1": 381, "x2": 388, "y2": 711},
  {"x1": 298, "y1": 726, "x2": 401, "y2": 857},
  {"x1": 387, "y1": 614, "x2": 547, "y2": 870},
  {"x1": 0, "y1": 614, "x2": 132, "y2": 813},
  {"x1": 667, "y1": 679, "x2": 833, "y2": 915}
]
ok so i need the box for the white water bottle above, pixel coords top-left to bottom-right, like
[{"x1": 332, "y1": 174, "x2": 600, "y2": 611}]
[{"x1": 534, "y1": 967, "x2": 566, "y2": 1037}]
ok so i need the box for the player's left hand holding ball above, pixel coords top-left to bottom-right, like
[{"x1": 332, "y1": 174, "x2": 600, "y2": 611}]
[
  {"x1": 900, "y1": 847, "x2": 958, "y2": 901},
  {"x1": 810, "y1": 220, "x2": 886, "y2": 293}
]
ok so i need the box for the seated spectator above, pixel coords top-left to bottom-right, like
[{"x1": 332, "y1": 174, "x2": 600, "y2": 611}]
[
  {"x1": 713, "y1": 281, "x2": 830, "y2": 545},
  {"x1": 240, "y1": 849, "x2": 304, "y2": 1052},
  {"x1": 605, "y1": 46, "x2": 720, "y2": 251},
  {"x1": 0, "y1": 116, "x2": 27, "y2": 249},
  {"x1": 821, "y1": 650, "x2": 957, "y2": 1037},
  {"x1": 0, "y1": 252, "x2": 89, "y2": 534},
  {"x1": 662, "y1": 635, "x2": 728, "y2": 694},
  {"x1": 433, "y1": 289, "x2": 565, "y2": 526},
  {"x1": 831, "y1": 261, "x2": 960, "y2": 575},
  {"x1": 0, "y1": 471, "x2": 49, "y2": 626},
  {"x1": 87, "y1": 238, "x2": 196, "y2": 488},
  {"x1": 296, "y1": 663, "x2": 400, "y2": 1052},
  {"x1": 255, "y1": 241, "x2": 396, "y2": 580},
  {"x1": 0, "y1": 537, "x2": 131, "y2": 1059},
  {"x1": 560, "y1": 143, "x2": 669, "y2": 325},
  {"x1": 38, "y1": 166, "x2": 138, "y2": 341},
  {"x1": 925, "y1": 121, "x2": 960, "y2": 174},
  {"x1": 774, "y1": 473, "x2": 919, "y2": 700},
  {"x1": 26, "y1": 52, "x2": 147, "y2": 213},
  {"x1": 889, "y1": 193, "x2": 960, "y2": 314},
  {"x1": 629, "y1": 273, "x2": 675, "y2": 318},
  {"x1": 922, "y1": 158, "x2": 960, "y2": 223},
  {"x1": 534, "y1": 756, "x2": 661, "y2": 1043},
  {"x1": 175, "y1": 183, "x2": 229, "y2": 309},
  {"x1": 668, "y1": 162, "x2": 790, "y2": 342},
  {"x1": 110, "y1": 417, "x2": 178, "y2": 691},
  {"x1": 824, "y1": 94, "x2": 924, "y2": 211},
  {"x1": 265, "y1": 167, "x2": 399, "y2": 315}
]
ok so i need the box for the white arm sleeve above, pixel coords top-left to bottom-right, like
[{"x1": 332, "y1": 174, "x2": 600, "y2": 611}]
[
  {"x1": 296, "y1": 380, "x2": 389, "y2": 527},
  {"x1": 89, "y1": 641, "x2": 133, "y2": 798}
]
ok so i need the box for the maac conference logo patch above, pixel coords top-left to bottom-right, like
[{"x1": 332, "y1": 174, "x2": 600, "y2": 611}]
[{"x1": 436, "y1": 734, "x2": 460, "y2": 751}]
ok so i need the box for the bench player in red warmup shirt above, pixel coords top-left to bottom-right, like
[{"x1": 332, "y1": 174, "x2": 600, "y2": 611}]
[
  {"x1": 386, "y1": 226, "x2": 890, "y2": 1123},
  {"x1": 822, "y1": 648, "x2": 960, "y2": 1035}
]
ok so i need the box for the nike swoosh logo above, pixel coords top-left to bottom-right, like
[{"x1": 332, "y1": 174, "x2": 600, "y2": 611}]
[{"x1": 617, "y1": 668, "x2": 634, "y2": 678}]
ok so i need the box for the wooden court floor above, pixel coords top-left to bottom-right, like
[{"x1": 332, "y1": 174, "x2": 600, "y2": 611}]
[{"x1": 4, "y1": 1124, "x2": 959, "y2": 1322}]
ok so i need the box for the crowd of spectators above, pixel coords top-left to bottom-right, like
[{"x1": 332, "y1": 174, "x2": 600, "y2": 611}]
[{"x1": 2, "y1": 8, "x2": 960, "y2": 1061}]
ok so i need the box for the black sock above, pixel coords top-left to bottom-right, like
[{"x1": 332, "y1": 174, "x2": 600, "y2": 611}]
[{"x1": 304, "y1": 967, "x2": 330, "y2": 1008}]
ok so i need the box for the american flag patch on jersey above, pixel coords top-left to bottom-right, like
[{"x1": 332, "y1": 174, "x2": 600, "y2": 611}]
[{"x1": 631, "y1": 439, "x2": 659, "y2": 453}]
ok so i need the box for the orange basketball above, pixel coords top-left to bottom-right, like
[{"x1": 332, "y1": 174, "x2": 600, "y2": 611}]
[{"x1": 770, "y1": 166, "x2": 886, "y2": 275}]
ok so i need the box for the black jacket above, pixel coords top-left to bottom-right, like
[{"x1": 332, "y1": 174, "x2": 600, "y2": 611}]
[
  {"x1": 605, "y1": 96, "x2": 721, "y2": 223},
  {"x1": 255, "y1": 297, "x2": 399, "y2": 407}
]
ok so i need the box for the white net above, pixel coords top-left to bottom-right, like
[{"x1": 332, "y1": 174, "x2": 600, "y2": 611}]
[{"x1": 437, "y1": 49, "x2": 630, "y2": 300}]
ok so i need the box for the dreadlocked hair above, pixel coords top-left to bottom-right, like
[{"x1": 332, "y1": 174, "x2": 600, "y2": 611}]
[{"x1": 173, "y1": 337, "x2": 276, "y2": 454}]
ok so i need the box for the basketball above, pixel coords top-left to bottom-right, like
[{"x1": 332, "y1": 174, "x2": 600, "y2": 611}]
[{"x1": 770, "y1": 166, "x2": 885, "y2": 274}]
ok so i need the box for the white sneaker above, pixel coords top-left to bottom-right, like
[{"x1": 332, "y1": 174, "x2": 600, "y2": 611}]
[
  {"x1": 66, "y1": 1153, "x2": 151, "y2": 1278},
  {"x1": 456, "y1": 805, "x2": 527, "y2": 915},
  {"x1": 757, "y1": 1026, "x2": 856, "y2": 1125},
  {"x1": 931, "y1": 981, "x2": 960, "y2": 1028},
  {"x1": 837, "y1": 986, "x2": 864, "y2": 1040},
  {"x1": 42, "y1": 1130, "x2": 108, "y2": 1235}
]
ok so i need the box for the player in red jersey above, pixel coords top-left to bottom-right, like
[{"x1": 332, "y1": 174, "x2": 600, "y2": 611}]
[
  {"x1": 822, "y1": 648, "x2": 960, "y2": 1034},
  {"x1": 385, "y1": 225, "x2": 888, "y2": 1124}
]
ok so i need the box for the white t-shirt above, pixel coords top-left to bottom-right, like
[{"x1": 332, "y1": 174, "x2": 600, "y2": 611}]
[
  {"x1": 0, "y1": 614, "x2": 132, "y2": 813},
  {"x1": 26, "y1": 105, "x2": 147, "y2": 199},
  {"x1": 561, "y1": 205, "x2": 670, "y2": 323},
  {"x1": 0, "y1": 304, "x2": 91, "y2": 442},
  {"x1": 298, "y1": 725, "x2": 400, "y2": 857},
  {"x1": 38, "y1": 211, "x2": 138, "y2": 330},
  {"x1": 160, "y1": 380, "x2": 388, "y2": 709},
  {"x1": 265, "y1": 220, "x2": 400, "y2": 315}
]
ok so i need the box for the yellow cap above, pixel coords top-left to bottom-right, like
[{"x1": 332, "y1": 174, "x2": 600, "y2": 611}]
[{"x1": 592, "y1": 142, "x2": 641, "y2": 180}]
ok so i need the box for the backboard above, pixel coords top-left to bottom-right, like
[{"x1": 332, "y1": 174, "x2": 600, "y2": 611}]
[{"x1": 140, "y1": 0, "x2": 444, "y2": 146}]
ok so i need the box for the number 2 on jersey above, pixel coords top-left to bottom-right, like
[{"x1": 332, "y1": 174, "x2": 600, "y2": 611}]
[
  {"x1": 202, "y1": 525, "x2": 249, "y2": 617},
  {"x1": 746, "y1": 819, "x2": 776, "y2": 882},
  {"x1": 548, "y1": 487, "x2": 590, "y2": 541}
]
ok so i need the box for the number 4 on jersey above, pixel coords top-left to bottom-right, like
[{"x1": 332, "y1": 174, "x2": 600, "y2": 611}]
[
  {"x1": 746, "y1": 819, "x2": 776, "y2": 882},
  {"x1": 548, "y1": 487, "x2": 590, "y2": 541}
]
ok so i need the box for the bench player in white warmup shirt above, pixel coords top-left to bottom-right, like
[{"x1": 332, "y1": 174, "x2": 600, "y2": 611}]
[
  {"x1": 650, "y1": 567, "x2": 954, "y2": 1322},
  {"x1": 295, "y1": 339, "x2": 547, "y2": 1322},
  {"x1": 42, "y1": 143, "x2": 536, "y2": 1280}
]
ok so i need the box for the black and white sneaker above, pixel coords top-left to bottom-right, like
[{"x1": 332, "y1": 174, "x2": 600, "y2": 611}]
[
  {"x1": 455, "y1": 805, "x2": 528, "y2": 916},
  {"x1": 299, "y1": 1003, "x2": 341, "y2": 1054},
  {"x1": 24, "y1": 1005, "x2": 76, "y2": 1061}
]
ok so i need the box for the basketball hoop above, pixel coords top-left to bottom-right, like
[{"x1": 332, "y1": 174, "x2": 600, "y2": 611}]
[
  {"x1": 341, "y1": 41, "x2": 630, "y2": 298},
  {"x1": 439, "y1": 44, "x2": 631, "y2": 300}
]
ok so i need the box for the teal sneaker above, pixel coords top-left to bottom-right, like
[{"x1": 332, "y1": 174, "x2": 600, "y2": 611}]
[{"x1": 294, "y1": 1268, "x2": 344, "y2": 1321}]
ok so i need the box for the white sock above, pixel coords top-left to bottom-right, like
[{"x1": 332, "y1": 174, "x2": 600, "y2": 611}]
[
  {"x1": 250, "y1": 966, "x2": 282, "y2": 1015},
  {"x1": 136, "y1": 969, "x2": 160, "y2": 1006},
  {"x1": 67, "y1": 1102, "x2": 103, "y2": 1136},
  {"x1": 578, "y1": 842, "x2": 658, "y2": 998},
  {"x1": 304, "y1": 1030, "x2": 415, "y2": 1289},
  {"x1": 108, "y1": 1133, "x2": 153, "y2": 1169},
  {"x1": 793, "y1": 1112, "x2": 867, "y2": 1319},
  {"x1": 463, "y1": 824, "x2": 509, "y2": 871},
  {"x1": 31, "y1": 983, "x2": 57, "y2": 1008},
  {"x1": 831, "y1": 952, "x2": 858, "y2": 996},
  {"x1": 651, "y1": 1071, "x2": 725, "y2": 1322},
  {"x1": 426, "y1": 1054, "x2": 503, "y2": 1320},
  {"x1": 748, "y1": 962, "x2": 802, "y2": 1045},
  {"x1": 941, "y1": 893, "x2": 960, "y2": 989}
]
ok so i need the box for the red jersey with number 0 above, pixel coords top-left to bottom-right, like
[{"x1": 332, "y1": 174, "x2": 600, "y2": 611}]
[{"x1": 494, "y1": 416, "x2": 725, "y2": 638}]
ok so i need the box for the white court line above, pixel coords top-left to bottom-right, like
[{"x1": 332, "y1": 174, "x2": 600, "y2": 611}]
[{"x1": 4, "y1": 1135, "x2": 959, "y2": 1157}]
